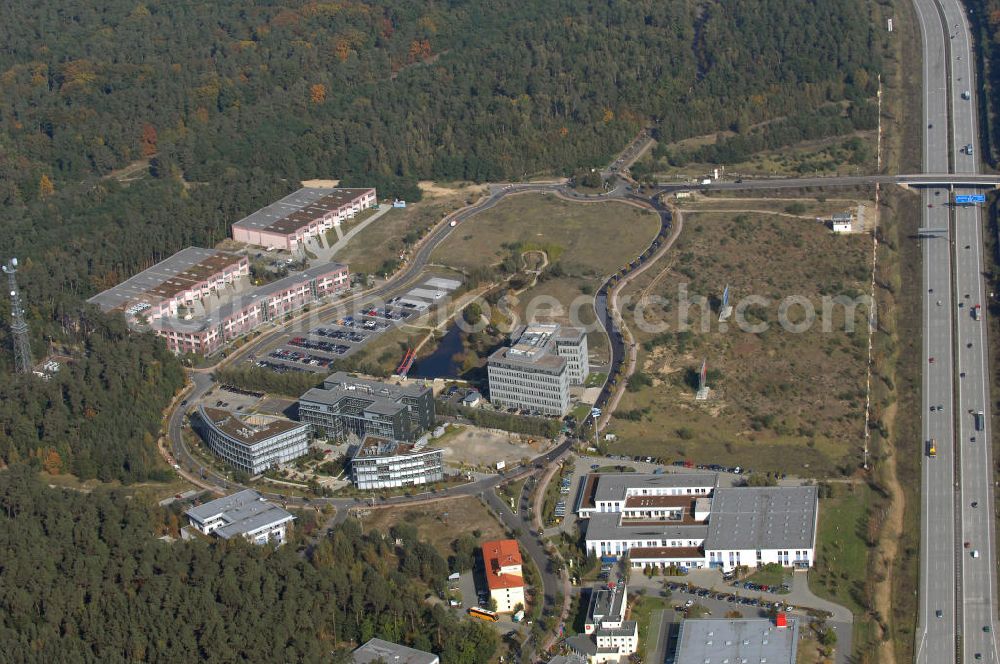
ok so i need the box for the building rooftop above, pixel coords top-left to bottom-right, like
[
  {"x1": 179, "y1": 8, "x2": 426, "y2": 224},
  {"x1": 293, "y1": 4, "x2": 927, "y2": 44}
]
[
  {"x1": 88, "y1": 246, "x2": 245, "y2": 313},
  {"x1": 233, "y1": 186, "x2": 375, "y2": 236},
  {"x1": 483, "y1": 539, "x2": 524, "y2": 591},
  {"x1": 705, "y1": 486, "x2": 819, "y2": 552},
  {"x1": 587, "y1": 582, "x2": 627, "y2": 625},
  {"x1": 185, "y1": 489, "x2": 294, "y2": 539},
  {"x1": 322, "y1": 372, "x2": 429, "y2": 399},
  {"x1": 546, "y1": 655, "x2": 586, "y2": 664},
  {"x1": 626, "y1": 546, "x2": 703, "y2": 560},
  {"x1": 150, "y1": 261, "x2": 347, "y2": 333},
  {"x1": 488, "y1": 323, "x2": 584, "y2": 373},
  {"x1": 198, "y1": 407, "x2": 307, "y2": 446},
  {"x1": 351, "y1": 436, "x2": 438, "y2": 461},
  {"x1": 673, "y1": 618, "x2": 800, "y2": 664},
  {"x1": 584, "y1": 511, "x2": 708, "y2": 542},
  {"x1": 623, "y1": 495, "x2": 698, "y2": 509},
  {"x1": 592, "y1": 472, "x2": 718, "y2": 503},
  {"x1": 352, "y1": 638, "x2": 439, "y2": 664}
]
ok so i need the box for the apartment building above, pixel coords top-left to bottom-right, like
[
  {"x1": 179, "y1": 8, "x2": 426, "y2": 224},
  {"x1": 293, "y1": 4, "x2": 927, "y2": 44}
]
[
  {"x1": 487, "y1": 323, "x2": 588, "y2": 416},
  {"x1": 482, "y1": 539, "x2": 526, "y2": 613},
  {"x1": 299, "y1": 372, "x2": 434, "y2": 442},
  {"x1": 185, "y1": 490, "x2": 294, "y2": 545},
  {"x1": 232, "y1": 186, "x2": 377, "y2": 251},
  {"x1": 349, "y1": 436, "x2": 443, "y2": 490},
  {"x1": 191, "y1": 406, "x2": 310, "y2": 475}
]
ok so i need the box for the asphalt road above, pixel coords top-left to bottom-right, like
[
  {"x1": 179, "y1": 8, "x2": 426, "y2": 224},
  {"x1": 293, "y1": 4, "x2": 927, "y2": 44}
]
[
  {"x1": 913, "y1": 1, "x2": 959, "y2": 661},
  {"x1": 940, "y1": 0, "x2": 1000, "y2": 660},
  {"x1": 650, "y1": 173, "x2": 1000, "y2": 194},
  {"x1": 913, "y1": 1, "x2": 1000, "y2": 662}
]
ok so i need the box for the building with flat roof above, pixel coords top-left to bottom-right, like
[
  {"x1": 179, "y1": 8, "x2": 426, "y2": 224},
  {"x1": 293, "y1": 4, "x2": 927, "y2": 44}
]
[
  {"x1": 581, "y1": 475, "x2": 819, "y2": 573},
  {"x1": 487, "y1": 323, "x2": 588, "y2": 416},
  {"x1": 672, "y1": 617, "x2": 800, "y2": 664},
  {"x1": 704, "y1": 486, "x2": 819, "y2": 571},
  {"x1": 575, "y1": 472, "x2": 718, "y2": 518},
  {"x1": 185, "y1": 489, "x2": 294, "y2": 545},
  {"x1": 482, "y1": 539, "x2": 525, "y2": 613},
  {"x1": 152, "y1": 261, "x2": 349, "y2": 355},
  {"x1": 299, "y1": 372, "x2": 434, "y2": 442},
  {"x1": 351, "y1": 639, "x2": 439, "y2": 664},
  {"x1": 232, "y1": 186, "x2": 376, "y2": 251},
  {"x1": 546, "y1": 656, "x2": 586, "y2": 664},
  {"x1": 566, "y1": 581, "x2": 638, "y2": 664},
  {"x1": 349, "y1": 435, "x2": 443, "y2": 490},
  {"x1": 192, "y1": 406, "x2": 310, "y2": 475},
  {"x1": 88, "y1": 246, "x2": 249, "y2": 320},
  {"x1": 351, "y1": 639, "x2": 441, "y2": 664}
]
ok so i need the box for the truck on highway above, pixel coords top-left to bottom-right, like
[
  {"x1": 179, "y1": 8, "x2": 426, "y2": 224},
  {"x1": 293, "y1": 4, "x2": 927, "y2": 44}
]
[
  {"x1": 975, "y1": 411, "x2": 985, "y2": 432},
  {"x1": 973, "y1": 304, "x2": 982, "y2": 321},
  {"x1": 927, "y1": 439, "x2": 937, "y2": 458}
]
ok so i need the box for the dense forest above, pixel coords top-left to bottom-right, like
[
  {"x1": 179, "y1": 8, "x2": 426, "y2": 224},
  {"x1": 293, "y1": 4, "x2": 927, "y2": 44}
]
[
  {"x1": 0, "y1": 467, "x2": 499, "y2": 663},
  {"x1": 0, "y1": 1, "x2": 881, "y2": 470}
]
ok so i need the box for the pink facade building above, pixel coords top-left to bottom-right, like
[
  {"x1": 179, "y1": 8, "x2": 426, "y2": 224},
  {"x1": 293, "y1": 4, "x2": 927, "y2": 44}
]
[
  {"x1": 151, "y1": 263, "x2": 350, "y2": 355},
  {"x1": 88, "y1": 247, "x2": 249, "y2": 320},
  {"x1": 231, "y1": 186, "x2": 377, "y2": 251}
]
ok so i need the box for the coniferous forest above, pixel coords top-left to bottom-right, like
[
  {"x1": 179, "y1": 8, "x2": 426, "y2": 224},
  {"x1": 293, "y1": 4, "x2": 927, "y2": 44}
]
[{"x1": 0, "y1": 1, "x2": 881, "y2": 659}]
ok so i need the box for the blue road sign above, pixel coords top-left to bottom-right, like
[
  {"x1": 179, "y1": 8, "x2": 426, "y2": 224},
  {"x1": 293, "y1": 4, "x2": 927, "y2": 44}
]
[{"x1": 956, "y1": 194, "x2": 986, "y2": 204}]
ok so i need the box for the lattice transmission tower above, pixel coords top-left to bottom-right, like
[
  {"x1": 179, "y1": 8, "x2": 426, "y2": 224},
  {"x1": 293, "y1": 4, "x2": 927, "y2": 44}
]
[{"x1": 3, "y1": 258, "x2": 32, "y2": 374}]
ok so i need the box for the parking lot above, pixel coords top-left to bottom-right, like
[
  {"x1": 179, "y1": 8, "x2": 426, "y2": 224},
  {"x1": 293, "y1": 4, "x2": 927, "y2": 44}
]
[{"x1": 257, "y1": 308, "x2": 415, "y2": 373}]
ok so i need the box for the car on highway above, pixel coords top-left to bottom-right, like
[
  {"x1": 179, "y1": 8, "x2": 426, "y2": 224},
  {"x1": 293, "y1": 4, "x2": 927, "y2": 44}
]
[{"x1": 936, "y1": 609, "x2": 944, "y2": 619}]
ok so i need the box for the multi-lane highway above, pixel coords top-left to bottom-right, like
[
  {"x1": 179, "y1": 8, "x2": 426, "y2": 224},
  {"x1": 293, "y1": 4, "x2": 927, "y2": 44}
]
[
  {"x1": 942, "y1": 0, "x2": 1000, "y2": 660},
  {"x1": 914, "y1": 0, "x2": 999, "y2": 662},
  {"x1": 914, "y1": 0, "x2": 958, "y2": 660}
]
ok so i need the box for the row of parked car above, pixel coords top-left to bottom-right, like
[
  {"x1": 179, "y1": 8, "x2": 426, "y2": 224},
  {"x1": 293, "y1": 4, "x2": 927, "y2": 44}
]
[
  {"x1": 665, "y1": 583, "x2": 795, "y2": 610},
  {"x1": 733, "y1": 580, "x2": 790, "y2": 594}
]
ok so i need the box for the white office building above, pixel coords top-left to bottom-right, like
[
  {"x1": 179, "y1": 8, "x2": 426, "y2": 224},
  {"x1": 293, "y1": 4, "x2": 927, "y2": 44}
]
[
  {"x1": 192, "y1": 406, "x2": 310, "y2": 475},
  {"x1": 349, "y1": 436, "x2": 444, "y2": 490},
  {"x1": 565, "y1": 581, "x2": 638, "y2": 664},
  {"x1": 580, "y1": 474, "x2": 819, "y2": 573},
  {"x1": 487, "y1": 323, "x2": 588, "y2": 417},
  {"x1": 185, "y1": 489, "x2": 295, "y2": 546}
]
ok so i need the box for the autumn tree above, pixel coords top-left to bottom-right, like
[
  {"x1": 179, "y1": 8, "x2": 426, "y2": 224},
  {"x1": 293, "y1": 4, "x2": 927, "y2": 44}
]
[
  {"x1": 42, "y1": 448, "x2": 62, "y2": 475},
  {"x1": 38, "y1": 174, "x2": 54, "y2": 198},
  {"x1": 140, "y1": 123, "x2": 158, "y2": 157},
  {"x1": 310, "y1": 83, "x2": 327, "y2": 104}
]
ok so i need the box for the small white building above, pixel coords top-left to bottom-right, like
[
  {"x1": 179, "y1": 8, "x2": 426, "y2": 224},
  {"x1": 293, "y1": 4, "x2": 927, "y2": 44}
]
[
  {"x1": 566, "y1": 581, "x2": 638, "y2": 664},
  {"x1": 830, "y1": 212, "x2": 853, "y2": 233},
  {"x1": 185, "y1": 489, "x2": 295, "y2": 546}
]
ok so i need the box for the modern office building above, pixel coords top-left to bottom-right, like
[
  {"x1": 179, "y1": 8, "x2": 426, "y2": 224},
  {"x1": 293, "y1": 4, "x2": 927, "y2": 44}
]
[
  {"x1": 88, "y1": 246, "x2": 249, "y2": 321},
  {"x1": 88, "y1": 246, "x2": 349, "y2": 355},
  {"x1": 299, "y1": 372, "x2": 434, "y2": 441},
  {"x1": 580, "y1": 475, "x2": 819, "y2": 573},
  {"x1": 191, "y1": 406, "x2": 310, "y2": 475},
  {"x1": 152, "y1": 262, "x2": 349, "y2": 355},
  {"x1": 349, "y1": 436, "x2": 443, "y2": 490},
  {"x1": 566, "y1": 581, "x2": 638, "y2": 664},
  {"x1": 482, "y1": 539, "x2": 526, "y2": 613},
  {"x1": 352, "y1": 639, "x2": 439, "y2": 664},
  {"x1": 487, "y1": 323, "x2": 588, "y2": 416},
  {"x1": 703, "y1": 486, "x2": 819, "y2": 571},
  {"x1": 232, "y1": 186, "x2": 377, "y2": 251},
  {"x1": 575, "y1": 472, "x2": 718, "y2": 518},
  {"x1": 673, "y1": 617, "x2": 800, "y2": 664},
  {"x1": 185, "y1": 489, "x2": 295, "y2": 545}
]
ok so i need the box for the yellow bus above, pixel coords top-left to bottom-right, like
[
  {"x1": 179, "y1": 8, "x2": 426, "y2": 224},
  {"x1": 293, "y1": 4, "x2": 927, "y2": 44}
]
[{"x1": 467, "y1": 607, "x2": 499, "y2": 622}]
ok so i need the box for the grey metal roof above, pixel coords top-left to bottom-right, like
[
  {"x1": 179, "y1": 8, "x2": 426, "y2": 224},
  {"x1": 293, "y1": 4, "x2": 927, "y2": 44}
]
[
  {"x1": 584, "y1": 511, "x2": 708, "y2": 542},
  {"x1": 704, "y1": 486, "x2": 818, "y2": 551},
  {"x1": 673, "y1": 618, "x2": 800, "y2": 664},
  {"x1": 150, "y1": 261, "x2": 346, "y2": 333},
  {"x1": 587, "y1": 582, "x2": 627, "y2": 623},
  {"x1": 322, "y1": 372, "x2": 429, "y2": 399},
  {"x1": 88, "y1": 246, "x2": 243, "y2": 312},
  {"x1": 352, "y1": 638, "x2": 439, "y2": 664},
  {"x1": 185, "y1": 489, "x2": 294, "y2": 539},
  {"x1": 593, "y1": 473, "x2": 718, "y2": 503},
  {"x1": 546, "y1": 655, "x2": 587, "y2": 664}
]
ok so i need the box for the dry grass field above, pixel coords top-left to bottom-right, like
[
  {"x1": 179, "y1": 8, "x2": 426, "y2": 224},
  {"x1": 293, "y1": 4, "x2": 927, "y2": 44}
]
[
  {"x1": 608, "y1": 206, "x2": 873, "y2": 477},
  {"x1": 360, "y1": 496, "x2": 508, "y2": 558}
]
